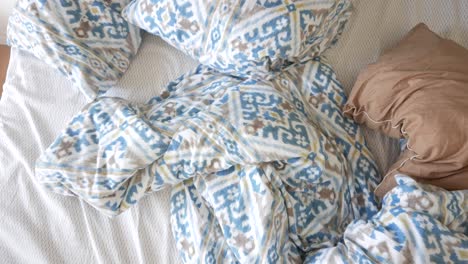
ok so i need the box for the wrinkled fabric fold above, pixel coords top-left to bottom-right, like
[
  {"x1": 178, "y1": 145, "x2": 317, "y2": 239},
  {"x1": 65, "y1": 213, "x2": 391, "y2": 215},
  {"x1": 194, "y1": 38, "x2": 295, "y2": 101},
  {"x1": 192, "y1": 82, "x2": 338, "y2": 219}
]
[
  {"x1": 304, "y1": 176, "x2": 468, "y2": 263},
  {"x1": 7, "y1": 0, "x2": 142, "y2": 100},
  {"x1": 36, "y1": 59, "x2": 382, "y2": 261}
]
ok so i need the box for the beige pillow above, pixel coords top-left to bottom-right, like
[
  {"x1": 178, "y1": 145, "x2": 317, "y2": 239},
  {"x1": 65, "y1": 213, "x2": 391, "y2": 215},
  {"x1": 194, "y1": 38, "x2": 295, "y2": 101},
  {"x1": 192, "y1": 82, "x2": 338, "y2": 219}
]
[{"x1": 344, "y1": 23, "x2": 468, "y2": 198}]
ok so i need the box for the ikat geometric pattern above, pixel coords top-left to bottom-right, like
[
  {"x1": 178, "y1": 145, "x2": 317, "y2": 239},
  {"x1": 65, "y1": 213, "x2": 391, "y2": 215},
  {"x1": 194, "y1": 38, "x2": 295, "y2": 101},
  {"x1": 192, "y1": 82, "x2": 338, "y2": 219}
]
[
  {"x1": 7, "y1": 0, "x2": 141, "y2": 100},
  {"x1": 123, "y1": 0, "x2": 351, "y2": 79},
  {"x1": 37, "y1": 58, "x2": 387, "y2": 262}
]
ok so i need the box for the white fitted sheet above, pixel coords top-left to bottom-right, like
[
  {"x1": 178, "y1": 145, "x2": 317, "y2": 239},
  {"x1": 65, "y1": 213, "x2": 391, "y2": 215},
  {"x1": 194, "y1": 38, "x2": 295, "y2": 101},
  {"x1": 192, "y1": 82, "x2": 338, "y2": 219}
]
[
  {"x1": 0, "y1": 35, "x2": 198, "y2": 263},
  {"x1": 1, "y1": 0, "x2": 468, "y2": 263}
]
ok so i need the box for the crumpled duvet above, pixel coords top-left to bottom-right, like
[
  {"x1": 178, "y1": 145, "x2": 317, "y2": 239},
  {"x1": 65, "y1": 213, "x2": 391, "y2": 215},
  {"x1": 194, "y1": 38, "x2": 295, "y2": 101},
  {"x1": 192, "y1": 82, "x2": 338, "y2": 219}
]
[
  {"x1": 307, "y1": 175, "x2": 467, "y2": 263},
  {"x1": 35, "y1": 58, "x2": 467, "y2": 263}
]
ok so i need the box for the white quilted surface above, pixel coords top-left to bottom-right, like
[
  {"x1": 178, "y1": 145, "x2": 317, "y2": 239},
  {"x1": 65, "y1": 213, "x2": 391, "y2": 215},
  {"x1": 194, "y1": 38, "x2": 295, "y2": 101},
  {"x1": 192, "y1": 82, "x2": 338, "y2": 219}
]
[
  {"x1": 1, "y1": 0, "x2": 467, "y2": 263},
  {"x1": 0, "y1": 35, "x2": 198, "y2": 263}
]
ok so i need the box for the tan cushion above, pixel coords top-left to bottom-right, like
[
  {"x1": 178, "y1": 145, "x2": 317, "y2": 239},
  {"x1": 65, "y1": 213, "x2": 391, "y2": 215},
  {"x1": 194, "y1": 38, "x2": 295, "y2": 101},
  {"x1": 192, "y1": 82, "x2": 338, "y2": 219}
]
[{"x1": 343, "y1": 23, "x2": 468, "y2": 198}]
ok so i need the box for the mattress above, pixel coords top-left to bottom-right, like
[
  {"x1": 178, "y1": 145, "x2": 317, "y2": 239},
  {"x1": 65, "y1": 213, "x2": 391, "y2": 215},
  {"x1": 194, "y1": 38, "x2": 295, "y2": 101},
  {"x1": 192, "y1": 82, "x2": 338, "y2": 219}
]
[{"x1": 1, "y1": 0, "x2": 467, "y2": 263}]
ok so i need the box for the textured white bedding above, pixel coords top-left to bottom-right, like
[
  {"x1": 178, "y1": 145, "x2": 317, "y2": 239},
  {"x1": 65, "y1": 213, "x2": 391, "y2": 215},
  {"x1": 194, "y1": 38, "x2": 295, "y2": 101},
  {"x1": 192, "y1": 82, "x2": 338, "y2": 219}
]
[
  {"x1": 0, "y1": 36, "x2": 198, "y2": 263},
  {"x1": 1, "y1": 0, "x2": 467, "y2": 263}
]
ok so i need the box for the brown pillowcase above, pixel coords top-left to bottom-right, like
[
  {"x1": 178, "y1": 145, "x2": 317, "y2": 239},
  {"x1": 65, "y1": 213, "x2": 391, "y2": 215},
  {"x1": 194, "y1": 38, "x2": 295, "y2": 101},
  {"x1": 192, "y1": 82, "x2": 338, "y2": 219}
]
[{"x1": 343, "y1": 23, "x2": 468, "y2": 198}]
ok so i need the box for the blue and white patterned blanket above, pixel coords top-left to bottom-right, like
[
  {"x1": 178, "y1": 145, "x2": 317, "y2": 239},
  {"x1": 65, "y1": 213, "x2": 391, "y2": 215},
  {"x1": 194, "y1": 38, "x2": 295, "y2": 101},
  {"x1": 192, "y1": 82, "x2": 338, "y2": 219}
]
[
  {"x1": 36, "y1": 58, "x2": 468, "y2": 263},
  {"x1": 7, "y1": 0, "x2": 141, "y2": 100}
]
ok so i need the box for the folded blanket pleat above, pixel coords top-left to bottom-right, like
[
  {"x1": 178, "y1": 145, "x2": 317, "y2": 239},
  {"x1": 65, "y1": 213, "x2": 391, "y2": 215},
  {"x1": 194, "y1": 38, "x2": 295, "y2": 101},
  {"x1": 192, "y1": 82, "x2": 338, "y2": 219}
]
[{"x1": 35, "y1": 59, "x2": 467, "y2": 263}]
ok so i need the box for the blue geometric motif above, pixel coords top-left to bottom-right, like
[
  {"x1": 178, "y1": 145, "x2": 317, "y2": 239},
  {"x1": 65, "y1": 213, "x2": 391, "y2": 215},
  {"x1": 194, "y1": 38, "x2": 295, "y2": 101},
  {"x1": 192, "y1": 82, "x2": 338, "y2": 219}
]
[
  {"x1": 123, "y1": 0, "x2": 352, "y2": 79},
  {"x1": 34, "y1": 58, "x2": 468, "y2": 263},
  {"x1": 7, "y1": 0, "x2": 141, "y2": 100}
]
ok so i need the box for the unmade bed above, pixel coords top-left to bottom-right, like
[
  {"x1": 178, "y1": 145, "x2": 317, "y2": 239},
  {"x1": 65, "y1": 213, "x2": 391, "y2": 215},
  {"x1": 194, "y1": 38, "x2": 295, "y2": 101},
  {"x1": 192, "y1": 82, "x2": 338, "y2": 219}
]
[{"x1": 1, "y1": 0, "x2": 467, "y2": 263}]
